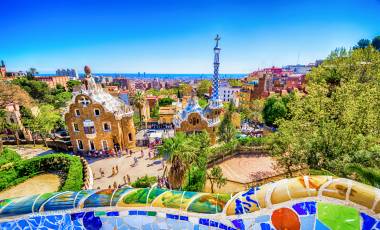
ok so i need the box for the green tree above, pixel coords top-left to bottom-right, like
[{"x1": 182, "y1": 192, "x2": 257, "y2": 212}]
[
  {"x1": 218, "y1": 103, "x2": 237, "y2": 143},
  {"x1": 158, "y1": 132, "x2": 197, "y2": 189},
  {"x1": 354, "y1": 39, "x2": 371, "y2": 49},
  {"x1": 0, "y1": 110, "x2": 7, "y2": 152},
  {"x1": 131, "y1": 91, "x2": 146, "y2": 129},
  {"x1": 66, "y1": 80, "x2": 81, "y2": 92},
  {"x1": 158, "y1": 97, "x2": 175, "y2": 106},
  {"x1": 207, "y1": 166, "x2": 227, "y2": 193},
  {"x1": 196, "y1": 80, "x2": 211, "y2": 97},
  {"x1": 262, "y1": 93, "x2": 294, "y2": 126},
  {"x1": 32, "y1": 105, "x2": 61, "y2": 146},
  {"x1": 272, "y1": 47, "x2": 380, "y2": 176},
  {"x1": 372, "y1": 36, "x2": 380, "y2": 51},
  {"x1": 12, "y1": 77, "x2": 49, "y2": 102},
  {"x1": 228, "y1": 79, "x2": 243, "y2": 87}
]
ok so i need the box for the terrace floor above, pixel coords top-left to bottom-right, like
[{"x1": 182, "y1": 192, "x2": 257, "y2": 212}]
[{"x1": 0, "y1": 173, "x2": 60, "y2": 199}]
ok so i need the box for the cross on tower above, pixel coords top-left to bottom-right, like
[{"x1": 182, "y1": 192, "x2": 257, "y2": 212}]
[
  {"x1": 215, "y1": 34, "x2": 221, "y2": 48},
  {"x1": 79, "y1": 97, "x2": 91, "y2": 106}
]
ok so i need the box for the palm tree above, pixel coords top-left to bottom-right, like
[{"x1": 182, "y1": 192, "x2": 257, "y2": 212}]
[
  {"x1": 158, "y1": 133, "x2": 197, "y2": 189},
  {"x1": 132, "y1": 90, "x2": 146, "y2": 129}
]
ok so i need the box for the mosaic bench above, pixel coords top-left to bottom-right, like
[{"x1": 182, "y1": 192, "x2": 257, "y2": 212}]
[{"x1": 0, "y1": 176, "x2": 379, "y2": 229}]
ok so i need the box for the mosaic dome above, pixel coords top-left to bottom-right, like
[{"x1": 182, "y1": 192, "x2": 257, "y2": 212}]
[{"x1": 0, "y1": 176, "x2": 379, "y2": 229}]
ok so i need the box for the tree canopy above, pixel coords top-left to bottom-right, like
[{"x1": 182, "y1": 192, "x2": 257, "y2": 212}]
[
  {"x1": 196, "y1": 80, "x2": 211, "y2": 97},
  {"x1": 271, "y1": 47, "x2": 380, "y2": 179}
]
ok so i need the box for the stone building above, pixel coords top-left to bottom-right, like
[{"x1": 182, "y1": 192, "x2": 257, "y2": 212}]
[
  {"x1": 65, "y1": 66, "x2": 136, "y2": 153},
  {"x1": 173, "y1": 35, "x2": 223, "y2": 145},
  {"x1": 35, "y1": 76, "x2": 69, "y2": 89}
]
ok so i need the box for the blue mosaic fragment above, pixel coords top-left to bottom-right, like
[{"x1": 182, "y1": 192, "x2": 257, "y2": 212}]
[
  {"x1": 360, "y1": 213, "x2": 376, "y2": 230},
  {"x1": 83, "y1": 211, "x2": 102, "y2": 230},
  {"x1": 106, "y1": 211, "x2": 119, "y2": 216},
  {"x1": 375, "y1": 220, "x2": 380, "y2": 229},
  {"x1": 71, "y1": 212, "x2": 85, "y2": 221},
  {"x1": 138, "y1": 211, "x2": 147, "y2": 216},
  {"x1": 166, "y1": 214, "x2": 179, "y2": 219},
  {"x1": 300, "y1": 215, "x2": 315, "y2": 230},
  {"x1": 129, "y1": 210, "x2": 138, "y2": 215},
  {"x1": 232, "y1": 219, "x2": 245, "y2": 230},
  {"x1": 292, "y1": 201, "x2": 316, "y2": 215},
  {"x1": 315, "y1": 219, "x2": 329, "y2": 230},
  {"x1": 43, "y1": 216, "x2": 60, "y2": 229},
  {"x1": 210, "y1": 220, "x2": 218, "y2": 227},
  {"x1": 16, "y1": 219, "x2": 29, "y2": 229},
  {"x1": 260, "y1": 223, "x2": 271, "y2": 230},
  {"x1": 255, "y1": 215, "x2": 270, "y2": 223},
  {"x1": 219, "y1": 223, "x2": 228, "y2": 229},
  {"x1": 28, "y1": 216, "x2": 42, "y2": 227},
  {"x1": 180, "y1": 216, "x2": 189, "y2": 221},
  {"x1": 199, "y1": 218, "x2": 209, "y2": 226}
]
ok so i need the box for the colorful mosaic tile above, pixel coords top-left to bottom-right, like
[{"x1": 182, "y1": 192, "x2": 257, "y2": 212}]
[{"x1": 0, "y1": 176, "x2": 379, "y2": 229}]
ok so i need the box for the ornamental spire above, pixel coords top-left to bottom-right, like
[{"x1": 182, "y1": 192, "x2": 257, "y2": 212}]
[{"x1": 211, "y1": 35, "x2": 221, "y2": 100}]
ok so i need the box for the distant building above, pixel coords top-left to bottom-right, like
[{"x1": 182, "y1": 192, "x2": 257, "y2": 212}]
[
  {"x1": 113, "y1": 78, "x2": 129, "y2": 89},
  {"x1": 218, "y1": 82, "x2": 240, "y2": 102},
  {"x1": 64, "y1": 66, "x2": 136, "y2": 153},
  {"x1": 56, "y1": 68, "x2": 78, "y2": 80},
  {"x1": 151, "y1": 77, "x2": 162, "y2": 90},
  {"x1": 159, "y1": 105, "x2": 177, "y2": 125},
  {"x1": 35, "y1": 76, "x2": 69, "y2": 89},
  {"x1": 283, "y1": 64, "x2": 314, "y2": 74}
]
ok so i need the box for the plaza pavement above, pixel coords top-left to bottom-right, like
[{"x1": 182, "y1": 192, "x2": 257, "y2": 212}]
[{"x1": 89, "y1": 147, "x2": 165, "y2": 189}]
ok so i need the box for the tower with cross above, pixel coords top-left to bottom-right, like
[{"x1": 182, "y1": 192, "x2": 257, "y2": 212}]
[{"x1": 211, "y1": 34, "x2": 221, "y2": 101}]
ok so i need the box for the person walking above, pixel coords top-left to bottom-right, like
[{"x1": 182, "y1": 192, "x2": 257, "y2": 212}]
[
  {"x1": 116, "y1": 165, "x2": 119, "y2": 174},
  {"x1": 127, "y1": 174, "x2": 131, "y2": 184},
  {"x1": 111, "y1": 167, "x2": 115, "y2": 176}
]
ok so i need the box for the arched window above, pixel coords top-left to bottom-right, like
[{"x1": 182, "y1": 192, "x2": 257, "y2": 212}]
[
  {"x1": 83, "y1": 120, "x2": 95, "y2": 134},
  {"x1": 103, "y1": 122, "x2": 111, "y2": 131}
]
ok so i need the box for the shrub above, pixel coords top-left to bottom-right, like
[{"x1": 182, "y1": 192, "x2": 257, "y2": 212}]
[
  {"x1": 0, "y1": 153, "x2": 83, "y2": 192},
  {"x1": 131, "y1": 175, "x2": 157, "y2": 188},
  {"x1": 0, "y1": 148, "x2": 21, "y2": 167}
]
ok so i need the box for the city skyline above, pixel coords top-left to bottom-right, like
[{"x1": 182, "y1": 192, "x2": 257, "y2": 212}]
[{"x1": 2, "y1": 0, "x2": 380, "y2": 73}]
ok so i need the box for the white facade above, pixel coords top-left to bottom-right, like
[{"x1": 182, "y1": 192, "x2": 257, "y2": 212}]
[{"x1": 218, "y1": 83, "x2": 240, "y2": 102}]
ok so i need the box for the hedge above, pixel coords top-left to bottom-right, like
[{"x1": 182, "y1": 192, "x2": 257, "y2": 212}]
[
  {"x1": 0, "y1": 153, "x2": 83, "y2": 192},
  {"x1": 0, "y1": 148, "x2": 21, "y2": 167},
  {"x1": 131, "y1": 175, "x2": 157, "y2": 188}
]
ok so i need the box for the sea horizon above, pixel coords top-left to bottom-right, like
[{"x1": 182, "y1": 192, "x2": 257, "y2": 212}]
[{"x1": 37, "y1": 73, "x2": 247, "y2": 80}]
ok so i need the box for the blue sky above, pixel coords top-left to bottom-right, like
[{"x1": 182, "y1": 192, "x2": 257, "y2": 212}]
[{"x1": 1, "y1": 0, "x2": 380, "y2": 73}]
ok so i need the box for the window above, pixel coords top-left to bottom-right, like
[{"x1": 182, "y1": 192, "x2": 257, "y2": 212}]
[
  {"x1": 102, "y1": 140, "x2": 108, "y2": 150},
  {"x1": 89, "y1": 140, "x2": 95, "y2": 151},
  {"x1": 103, "y1": 122, "x2": 111, "y2": 131},
  {"x1": 73, "y1": 123, "x2": 79, "y2": 132},
  {"x1": 128, "y1": 133, "x2": 133, "y2": 141},
  {"x1": 75, "y1": 109, "x2": 80, "y2": 116},
  {"x1": 94, "y1": 109, "x2": 100, "y2": 116},
  {"x1": 83, "y1": 120, "x2": 96, "y2": 134},
  {"x1": 77, "y1": 140, "x2": 84, "y2": 150}
]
